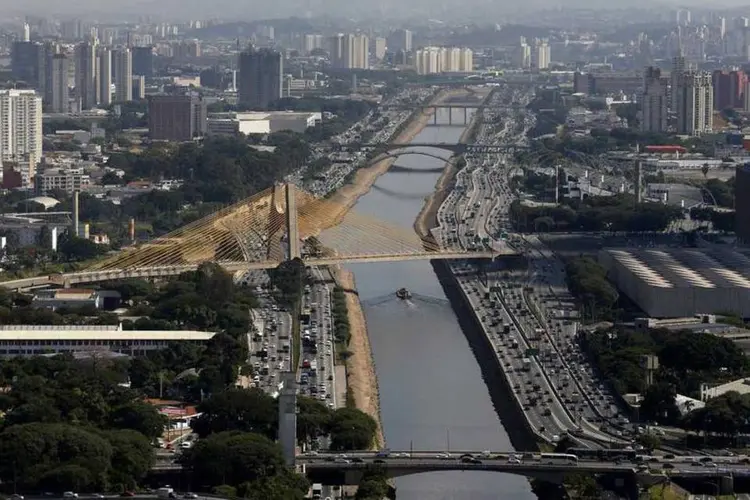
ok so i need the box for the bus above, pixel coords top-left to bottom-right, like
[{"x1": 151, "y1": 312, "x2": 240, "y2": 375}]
[
  {"x1": 568, "y1": 448, "x2": 637, "y2": 462},
  {"x1": 540, "y1": 453, "x2": 578, "y2": 465}
]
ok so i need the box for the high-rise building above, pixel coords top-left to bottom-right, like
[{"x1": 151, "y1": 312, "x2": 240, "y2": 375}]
[
  {"x1": 675, "y1": 71, "x2": 714, "y2": 135},
  {"x1": 238, "y1": 46, "x2": 282, "y2": 109},
  {"x1": 148, "y1": 94, "x2": 207, "y2": 141},
  {"x1": 11, "y1": 41, "x2": 44, "y2": 88},
  {"x1": 303, "y1": 34, "x2": 324, "y2": 54},
  {"x1": 132, "y1": 46, "x2": 154, "y2": 78},
  {"x1": 641, "y1": 67, "x2": 669, "y2": 133},
  {"x1": 113, "y1": 48, "x2": 132, "y2": 102},
  {"x1": 532, "y1": 38, "x2": 551, "y2": 70},
  {"x1": 415, "y1": 47, "x2": 473, "y2": 75},
  {"x1": 712, "y1": 69, "x2": 747, "y2": 110},
  {"x1": 387, "y1": 29, "x2": 412, "y2": 52},
  {"x1": 22, "y1": 22, "x2": 30, "y2": 42},
  {"x1": 0, "y1": 90, "x2": 43, "y2": 168},
  {"x1": 98, "y1": 48, "x2": 112, "y2": 106},
  {"x1": 46, "y1": 53, "x2": 69, "y2": 113},
  {"x1": 373, "y1": 37, "x2": 387, "y2": 61},
  {"x1": 131, "y1": 75, "x2": 145, "y2": 100},
  {"x1": 516, "y1": 37, "x2": 531, "y2": 69},
  {"x1": 329, "y1": 34, "x2": 369, "y2": 69},
  {"x1": 75, "y1": 41, "x2": 98, "y2": 110},
  {"x1": 670, "y1": 54, "x2": 686, "y2": 113}
]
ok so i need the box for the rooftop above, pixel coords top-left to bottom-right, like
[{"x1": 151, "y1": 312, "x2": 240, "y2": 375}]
[
  {"x1": 604, "y1": 247, "x2": 750, "y2": 290},
  {"x1": 0, "y1": 326, "x2": 215, "y2": 342}
]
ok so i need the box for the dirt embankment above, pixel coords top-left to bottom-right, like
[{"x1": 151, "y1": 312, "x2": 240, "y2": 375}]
[{"x1": 333, "y1": 266, "x2": 385, "y2": 449}]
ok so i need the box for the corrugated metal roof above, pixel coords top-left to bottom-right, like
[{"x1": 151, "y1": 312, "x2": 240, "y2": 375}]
[{"x1": 0, "y1": 330, "x2": 215, "y2": 341}]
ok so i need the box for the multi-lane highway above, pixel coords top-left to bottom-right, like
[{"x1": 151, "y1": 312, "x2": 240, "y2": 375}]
[{"x1": 432, "y1": 85, "x2": 639, "y2": 449}]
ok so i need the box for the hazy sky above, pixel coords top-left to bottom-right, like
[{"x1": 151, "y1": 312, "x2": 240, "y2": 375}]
[{"x1": 2, "y1": 0, "x2": 746, "y2": 22}]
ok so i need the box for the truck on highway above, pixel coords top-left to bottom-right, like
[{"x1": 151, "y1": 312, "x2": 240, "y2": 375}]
[
  {"x1": 311, "y1": 483, "x2": 323, "y2": 499},
  {"x1": 310, "y1": 360, "x2": 318, "y2": 373},
  {"x1": 522, "y1": 358, "x2": 531, "y2": 371},
  {"x1": 157, "y1": 487, "x2": 175, "y2": 499}
]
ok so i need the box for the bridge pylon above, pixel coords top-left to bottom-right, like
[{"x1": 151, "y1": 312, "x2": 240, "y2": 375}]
[{"x1": 285, "y1": 183, "x2": 301, "y2": 260}]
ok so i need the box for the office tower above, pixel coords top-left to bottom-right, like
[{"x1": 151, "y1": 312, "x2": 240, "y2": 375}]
[
  {"x1": 75, "y1": 41, "x2": 98, "y2": 110},
  {"x1": 388, "y1": 29, "x2": 412, "y2": 52},
  {"x1": 11, "y1": 41, "x2": 44, "y2": 87},
  {"x1": 46, "y1": 53, "x2": 69, "y2": 113},
  {"x1": 148, "y1": 94, "x2": 207, "y2": 141},
  {"x1": 373, "y1": 37, "x2": 387, "y2": 61},
  {"x1": 113, "y1": 48, "x2": 132, "y2": 102},
  {"x1": 532, "y1": 38, "x2": 551, "y2": 70},
  {"x1": 0, "y1": 90, "x2": 43, "y2": 167},
  {"x1": 238, "y1": 46, "x2": 282, "y2": 109},
  {"x1": 712, "y1": 69, "x2": 747, "y2": 110},
  {"x1": 131, "y1": 75, "x2": 145, "y2": 100},
  {"x1": 98, "y1": 48, "x2": 112, "y2": 106},
  {"x1": 132, "y1": 46, "x2": 154, "y2": 78},
  {"x1": 670, "y1": 54, "x2": 686, "y2": 112},
  {"x1": 517, "y1": 37, "x2": 531, "y2": 69},
  {"x1": 675, "y1": 71, "x2": 714, "y2": 135},
  {"x1": 641, "y1": 67, "x2": 668, "y2": 133},
  {"x1": 22, "y1": 22, "x2": 30, "y2": 42}
]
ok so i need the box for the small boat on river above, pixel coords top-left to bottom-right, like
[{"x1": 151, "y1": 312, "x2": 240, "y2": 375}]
[{"x1": 396, "y1": 288, "x2": 412, "y2": 300}]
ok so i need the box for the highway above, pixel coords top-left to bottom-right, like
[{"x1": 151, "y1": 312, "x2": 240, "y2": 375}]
[{"x1": 432, "y1": 85, "x2": 636, "y2": 449}]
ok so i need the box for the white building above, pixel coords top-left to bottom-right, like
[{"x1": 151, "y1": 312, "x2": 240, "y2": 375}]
[
  {"x1": 37, "y1": 167, "x2": 91, "y2": 192},
  {"x1": 207, "y1": 111, "x2": 322, "y2": 136},
  {"x1": 532, "y1": 38, "x2": 551, "y2": 70},
  {"x1": 415, "y1": 46, "x2": 473, "y2": 74},
  {"x1": 675, "y1": 71, "x2": 713, "y2": 135},
  {"x1": 0, "y1": 89, "x2": 43, "y2": 166},
  {"x1": 641, "y1": 67, "x2": 669, "y2": 133},
  {"x1": 517, "y1": 37, "x2": 531, "y2": 69},
  {"x1": 0, "y1": 324, "x2": 216, "y2": 357}
]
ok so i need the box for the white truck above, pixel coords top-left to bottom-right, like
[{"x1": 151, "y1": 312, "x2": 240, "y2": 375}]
[
  {"x1": 522, "y1": 358, "x2": 531, "y2": 372},
  {"x1": 157, "y1": 487, "x2": 174, "y2": 499}
]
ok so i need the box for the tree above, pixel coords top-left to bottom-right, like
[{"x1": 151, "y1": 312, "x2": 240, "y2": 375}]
[
  {"x1": 181, "y1": 431, "x2": 286, "y2": 486},
  {"x1": 355, "y1": 471, "x2": 389, "y2": 499},
  {"x1": 108, "y1": 401, "x2": 168, "y2": 440},
  {"x1": 0, "y1": 423, "x2": 113, "y2": 491},
  {"x1": 297, "y1": 396, "x2": 333, "y2": 446},
  {"x1": 103, "y1": 429, "x2": 156, "y2": 490},
  {"x1": 636, "y1": 432, "x2": 661, "y2": 452},
  {"x1": 191, "y1": 388, "x2": 278, "y2": 439},
  {"x1": 328, "y1": 408, "x2": 378, "y2": 451}
]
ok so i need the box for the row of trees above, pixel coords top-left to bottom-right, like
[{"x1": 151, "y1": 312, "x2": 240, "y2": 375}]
[
  {"x1": 509, "y1": 194, "x2": 683, "y2": 233},
  {"x1": 331, "y1": 286, "x2": 351, "y2": 356},
  {"x1": 565, "y1": 257, "x2": 619, "y2": 321}
]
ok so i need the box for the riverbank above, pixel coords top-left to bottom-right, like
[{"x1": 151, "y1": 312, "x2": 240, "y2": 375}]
[
  {"x1": 326, "y1": 89, "x2": 472, "y2": 224},
  {"x1": 413, "y1": 101, "x2": 483, "y2": 239},
  {"x1": 322, "y1": 89, "x2": 478, "y2": 449},
  {"x1": 332, "y1": 265, "x2": 385, "y2": 449}
]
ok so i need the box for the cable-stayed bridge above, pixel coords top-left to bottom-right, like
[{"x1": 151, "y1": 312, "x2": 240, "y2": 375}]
[{"x1": 1, "y1": 183, "x2": 508, "y2": 289}]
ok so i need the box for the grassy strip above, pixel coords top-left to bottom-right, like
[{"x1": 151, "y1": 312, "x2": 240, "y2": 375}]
[{"x1": 292, "y1": 306, "x2": 301, "y2": 373}]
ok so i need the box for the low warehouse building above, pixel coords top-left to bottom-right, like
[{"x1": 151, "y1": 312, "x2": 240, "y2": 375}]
[{"x1": 598, "y1": 247, "x2": 750, "y2": 318}]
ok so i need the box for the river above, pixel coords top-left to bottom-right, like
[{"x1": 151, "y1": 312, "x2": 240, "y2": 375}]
[{"x1": 346, "y1": 110, "x2": 537, "y2": 500}]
